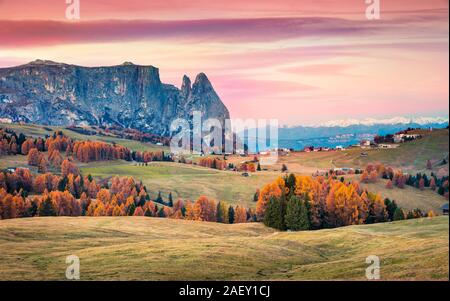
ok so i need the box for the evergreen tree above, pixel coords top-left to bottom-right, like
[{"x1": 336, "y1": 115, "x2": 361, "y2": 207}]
[
  {"x1": 253, "y1": 191, "x2": 259, "y2": 202},
  {"x1": 168, "y1": 192, "x2": 173, "y2": 207},
  {"x1": 393, "y1": 208, "x2": 405, "y2": 221},
  {"x1": 216, "y1": 201, "x2": 224, "y2": 223},
  {"x1": 157, "y1": 206, "x2": 165, "y2": 217},
  {"x1": 264, "y1": 196, "x2": 286, "y2": 230},
  {"x1": 285, "y1": 173, "x2": 296, "y2": 196},
  {"x1": 285, "y1": 196, "x2": 310, "y2": 231},
  {"x1": 38, "y1": 197, "x2": 57, "y2": 216},
  {"x1": 137, "y1": 194, "x2": 146, "y2": 207},
  {"x1": 384, "y1": 198, "x2": 398, "y2": 221},
  {"x1": 58, "y1": 176, "x2": 68, "y2": 192},
  {"x1": 127, "y1": 202, "x2": 136, "y2": 216},
  {"x1": 155, "y1": 191, "x2": 164, "y2": 204},
  {"x1": 228, "y1": 206, "x2": 235, "y2": 224},
  {"x1": 279, "y1": 193, "x2": 287, "y2": 230},
  {"x1": 144, "y1": 208, "x2": 153, "y2": 217},
  {"x1": 26, "y1": 201, "x2": 38, "y2": 217}
]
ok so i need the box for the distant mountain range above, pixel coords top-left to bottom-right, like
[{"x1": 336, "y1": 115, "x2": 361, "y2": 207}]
[
  {"x1": 277, "y1": 119, "x2": 448, "y2": 150},
  {"x1": 305, "y1": 116, "x2": 449, "y2": 128},
  {"x1": 0, "y1": 60, "x2": 230, "y2": 136},
  {"x1": 241, "y1": 118, "x2": 448, "y2": 151}
]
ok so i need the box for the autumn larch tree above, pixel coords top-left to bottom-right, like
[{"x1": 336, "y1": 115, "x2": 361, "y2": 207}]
[
  {"x1": 133, "y1": 206, "x2": 144, "y2": 216},
  {"x1": 216, "y1": 201, "x2": 226, "y2": 223},
  {"x1": 27, "y1": 148, "x2": 41, "y2": 166},
  {"x1": 234, "y1": 205, "x2": 248, "y2": 223},
  {"x1": 38, "y1": 156, "x2": 48, "y2": 174},
  {"x1": 256, "y1": 177, "x2": 284, "y2": 220},
  {"x1": 0, "y1": 194, "x2": 16, "y2": 219},
  {"x1": 48, "y1": 150, "x2": 63, "y2": 169},
  {"x1": 386, "y1": 180, "x2": 393, "y2": 189},
  {"x1": 193, "y1": 196, "x2": 216, "y2": 221},
  {"x1": 61, "y1": 159, "x2": 79, "y2": 177},
  {"x1": 21, "y1": 138, "x2": 35, "y2": 155},
  {"x1": 125, "y1": 196, "x2": 136, "y2": 216}
]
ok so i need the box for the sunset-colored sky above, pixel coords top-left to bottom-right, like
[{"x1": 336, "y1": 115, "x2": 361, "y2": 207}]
[{"x1": 0, "y1": 0, "x2": 448, "y2": 125}]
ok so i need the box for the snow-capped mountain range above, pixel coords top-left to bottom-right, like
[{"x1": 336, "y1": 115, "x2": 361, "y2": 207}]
[
  {"x1": 307, "y1": 116, "x2": 449, "y2": 128},
  {"x1": 273, "y1": 116, "x2": 448, "y2": 150}
]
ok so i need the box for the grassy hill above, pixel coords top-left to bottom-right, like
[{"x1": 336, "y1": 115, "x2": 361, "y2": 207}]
[
  {"x1": 275, "y1": 128, "x2": 449, "y2": 175},
  {"x1": 81, "y1": 162, "x2": 280, "y2": 206},
  {"x1": 0, "y1": 216, "x2": 447, "y2": 280},
  {"x1": 80, "y1": 162, "x2": 448, "y2": 212},
  {"x1": 346, "y1": 176, "x2": 447, "y2": 213},
  {"x1": 2, "y1": 123, "x2": 447, "y2": 211}
]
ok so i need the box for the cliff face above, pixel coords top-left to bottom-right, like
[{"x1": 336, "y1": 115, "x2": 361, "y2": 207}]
[{"x1": 0, "y1": 60, "x2": 230, "y2": 136}]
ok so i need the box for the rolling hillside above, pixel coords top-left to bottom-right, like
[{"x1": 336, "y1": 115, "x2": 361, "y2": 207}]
[
  {"x1": 0, "y1": 216, "x2": 447, "y2": 280},
  {"x1": 2, "y1": 123, "x2": 448, "y2": 210},
  {"x1": 275, "y1": 128, "x2": 449, "y2": 175},
  {"x1": 81, "y1": 162, "x2": 279, "y2": 206}
]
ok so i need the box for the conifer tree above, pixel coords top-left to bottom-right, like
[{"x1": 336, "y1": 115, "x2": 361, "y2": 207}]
[
  {"x1": 127, "y1": 202, "x2": 136, "y2": 216},
  {"x1": 38, "y1": 196, "x2": 57, "y2": 216},
  {"x1": 216, "y1": 201, "x2": 224, "y2": 223},
  {"x1": 384, "y1": 199, "x2": 398, "y2": 221},
  {"x1": 228, "y1": 206, "x2": 235, "y2": 224},
  {"x1": 156, "y1": 191, "x2": 164, "y2": 204},
  {"x1": 157, "y1": 206, "x2": 166, "y2": 217},
  {"x1": 264, "y1": 196, "x2": 285, "y2": 230},
  {"x1": 285, "y1": 173, "x2": 296, "y2": 196},
  {"x1": 144, "y1": 208, "x2": 153, "y2": 217},
  {"x1": 393, "y1": 208, "x2": 405, "y2": 221},
  {"x1": 168, "y1": 192, "x2": 174, "y2": 207},
  {"x1": 285, "y1": 196, "x2": 310, "y2": 231}
]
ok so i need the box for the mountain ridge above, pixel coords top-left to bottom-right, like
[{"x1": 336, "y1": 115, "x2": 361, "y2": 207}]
[{"x1": 0, "y1": 60, "x2": 230, "y2": 136}]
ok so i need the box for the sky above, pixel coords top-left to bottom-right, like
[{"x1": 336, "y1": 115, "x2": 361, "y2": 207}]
[{"x1": 0, "y1": 0, "x2": 448, "y2": 125}]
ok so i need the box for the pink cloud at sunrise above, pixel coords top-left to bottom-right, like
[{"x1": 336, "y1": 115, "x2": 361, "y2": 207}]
[
  {"x1": 0, "y1": 0, "x2": 448, "y2": 20},
  {"x1": 0, "y1": 0, "x2": 448, "y2": 125}
]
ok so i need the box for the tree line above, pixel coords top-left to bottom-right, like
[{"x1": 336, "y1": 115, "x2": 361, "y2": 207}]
[
  {"x1": 360, "y1": 163, "x2": 449, "y2": 198},
  {"x1": 256, "y1": 173, "x2": 433, "y2": 231},
  {"x1": 0, "y1": 166, "x2": 255, "y2": 223},
  {"x1": 1, "y1": 128, "x2": 172, "y2": 165}
]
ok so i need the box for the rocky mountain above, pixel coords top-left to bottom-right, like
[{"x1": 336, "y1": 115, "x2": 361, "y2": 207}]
[{"x1": 0, "y1": 60, "x2": 230, "y2": 136}]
